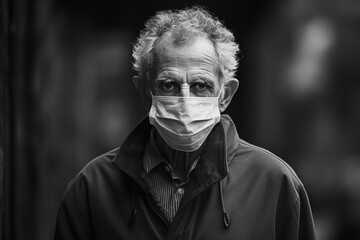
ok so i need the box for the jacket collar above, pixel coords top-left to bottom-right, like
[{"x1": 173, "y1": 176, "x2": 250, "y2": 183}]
[
  {"x1": 112, "y1": 114, "x2": 239, "y2": 192},
  {"x1": 143, "y1": 128, "x2": 164, "y2": 174}
]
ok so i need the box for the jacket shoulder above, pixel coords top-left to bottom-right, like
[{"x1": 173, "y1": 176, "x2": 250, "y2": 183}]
[
  {"x1": 232, "y1": 138, "x2": 303, "y2": 191},
  {"x1": 81, "y1": 147, "x2": 119, "y2": 176},
  {"x1": 55, "y1": 147, "x2": 124, "y2": 239},
  {"x1": 63, "y1": 147, "x2": 122, "y2": 196}
]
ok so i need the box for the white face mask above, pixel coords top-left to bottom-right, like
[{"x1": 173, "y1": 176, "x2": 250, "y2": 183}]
[{"x1": 149, "y1": 88, "x2": 222, "y2": 152}]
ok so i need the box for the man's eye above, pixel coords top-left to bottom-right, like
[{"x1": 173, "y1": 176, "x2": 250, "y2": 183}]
[
  {"x1": 193, "y1": 82, "x2": 208, "y2": 91},
  {"x1": 162, "y1": 82, "x2": 176, "y2": 91}
]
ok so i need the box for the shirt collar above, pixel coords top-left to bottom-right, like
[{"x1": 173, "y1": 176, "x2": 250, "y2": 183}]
[{"x1": 143, "y1": 128, "x2": 202, "y2": 181}]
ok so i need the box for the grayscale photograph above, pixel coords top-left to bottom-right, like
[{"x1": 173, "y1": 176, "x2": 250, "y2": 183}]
[{"x1": 1, "y1": 0, "x2": 360, "y2": 240}]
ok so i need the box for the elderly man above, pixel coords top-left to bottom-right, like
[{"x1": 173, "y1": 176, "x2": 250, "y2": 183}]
[{"x1": 55, "y1": 7, "x2": 316, "y2": 240}]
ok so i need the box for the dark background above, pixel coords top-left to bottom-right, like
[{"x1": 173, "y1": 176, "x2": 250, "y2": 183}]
[{"x1": 1, "y1": 0, "x2": 360, "y2": 239}]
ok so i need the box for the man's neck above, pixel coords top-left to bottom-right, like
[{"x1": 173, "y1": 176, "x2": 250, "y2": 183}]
[{"x1": 154, "y1": 131, "x2": 204, "y2": 181}]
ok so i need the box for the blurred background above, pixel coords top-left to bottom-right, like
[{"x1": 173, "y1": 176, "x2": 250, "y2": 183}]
[{"x1": 1, "y1": 0, "x2": 360, "y2": 239}]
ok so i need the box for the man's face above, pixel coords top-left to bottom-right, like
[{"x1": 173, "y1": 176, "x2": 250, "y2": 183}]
[{"x1": 150, "y1": 37, "x2": 222, "y2": 97}]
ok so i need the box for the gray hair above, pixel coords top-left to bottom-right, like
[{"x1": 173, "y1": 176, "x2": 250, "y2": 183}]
[{"x1": 132, "y1": 6, "x2": 240, "y2": 83}]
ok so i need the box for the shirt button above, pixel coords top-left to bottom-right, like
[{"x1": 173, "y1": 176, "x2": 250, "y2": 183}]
[
  {"x1": 164, "y1": 166, "x2": 171, "y2": 172},
  {"x1": 177, "y1": 187, "x2": 184, "y2": 195}
]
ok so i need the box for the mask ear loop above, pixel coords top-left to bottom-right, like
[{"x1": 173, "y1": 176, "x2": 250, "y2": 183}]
[
  {"x1": 217, "y1": 84, "x2": 225, "y2": 98},
  {"x1": 216, "y1": 84, "x2": 225, "y2": 111}
]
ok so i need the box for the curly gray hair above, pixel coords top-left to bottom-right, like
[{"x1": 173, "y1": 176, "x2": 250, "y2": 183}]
[{"x1": 132, "y1": 6, "x2": 240, "y2": 83}]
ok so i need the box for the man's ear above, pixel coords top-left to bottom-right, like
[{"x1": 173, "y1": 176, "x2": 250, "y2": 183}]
[
  {"x1": 219, "y1": 78, "x2": 239, "y2": 112},
  {"x1": 132, "y1": 76, "x2": 151, "y2": 111}
]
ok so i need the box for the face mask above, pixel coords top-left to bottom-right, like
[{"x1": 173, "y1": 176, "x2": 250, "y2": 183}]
[{"x1": 149, "y1": 87, "x2": 222, "y2": 152}]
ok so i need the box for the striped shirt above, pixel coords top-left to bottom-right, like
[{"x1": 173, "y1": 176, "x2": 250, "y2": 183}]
[{"x1": 142, "y1": 129, "x2": 200, "y2": 223}]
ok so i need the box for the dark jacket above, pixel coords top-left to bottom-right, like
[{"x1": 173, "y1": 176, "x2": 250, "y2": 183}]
[{"x1": 54, "y1": 115, "x2": 316, "y2": 240}]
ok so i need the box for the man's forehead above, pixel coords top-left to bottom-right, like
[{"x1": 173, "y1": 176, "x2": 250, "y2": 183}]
[
  {"x1": 147, "y1": 37, "x2": 222, "y2": 86},
  {"x1": 152, "y1": 37, "x2": 217, "y2": 64},
  {"x1": 155, "y1": 34, "x2": 215, "y2": 52}
]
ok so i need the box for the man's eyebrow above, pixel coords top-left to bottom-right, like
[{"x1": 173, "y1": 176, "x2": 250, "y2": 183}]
[
  {"x1": 154, "y1": 77, "x2": 179, "y2": 84},
  {"x1": 154, "y1": 78, "x2": 169, "y2": 83},
  {"x1": 189, "y1": 74, "x2": 214, "y2": 84},
  {"x1": 201, "y1": 78, "x2": 215, "y2": 88},
  {"x1": 155, "y1": 72, "x2": 181, "y2": 81}
]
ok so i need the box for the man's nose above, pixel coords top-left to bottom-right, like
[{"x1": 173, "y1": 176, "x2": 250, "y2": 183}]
[{"x1": 180, "y1": 84, "x2": 190, "y2": 97}]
